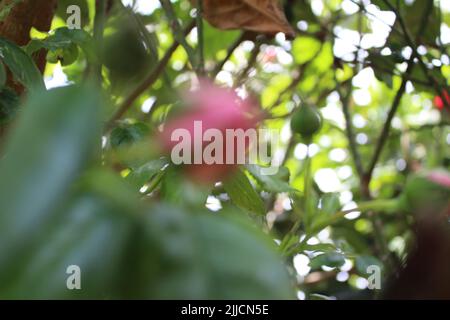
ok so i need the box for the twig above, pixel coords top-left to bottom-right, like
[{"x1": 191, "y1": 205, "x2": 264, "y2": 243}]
[
  {"x1": 366, "y1": 64, "x2": 412, "y2": 182},
  {"x1": 366, "y1": 0, "x2": 435, "y2": 181},
  {"x1": 381, "y1": 0, "x2": 450, "y2": 111},
  {"x1": 340, "y1": 82, "x2": 364, "y2": 177},
  {"x1": 159, "y1": 0, "x2": 199, "y2": 74},
  {"x1": 267, "y1": 43, "x2": 324, "y2": 111},
  {"x1": 195, "y1": 0, "x2": 205, "y2": 75},
  {"x1": 235, "y1": 39, "x2": 263, "y2": 86},
  {"x1": 105, "y1": 21, "x2": 195, "y2": 131},
  {"x1": 211, "y1": 32, "x2": 249, "y2": 78}
]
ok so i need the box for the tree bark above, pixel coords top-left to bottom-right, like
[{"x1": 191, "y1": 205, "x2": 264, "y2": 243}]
[{"x1": 0, "y1": 0, "x2": 57, "y2": 92}]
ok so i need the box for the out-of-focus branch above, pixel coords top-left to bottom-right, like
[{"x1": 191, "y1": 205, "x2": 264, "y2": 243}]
[
  {"x1": 159, "y1": 0, "x2": 200, "y2": 75},
  {"x1": 381, "y1": 0, "x2": 450, "y2": 111},
  {"x1": 366, "y1": 0, "x2": 435, "y2": 182},
  {"x1": 340, "y1": 82, "x2": 364, "y2": 178},
  {"x1": 195, "y1": 0, "x2": 205, "y2": 75},
  {"x1": 211, "y1": 32, "x2": 250, "y2": 78},
  {"x1": 235, "y1": 38, "x2": 263, "y2": 86}
]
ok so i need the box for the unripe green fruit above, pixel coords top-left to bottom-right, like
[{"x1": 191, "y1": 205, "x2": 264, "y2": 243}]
[
  {"x1": 60, "y1": 44, "x2": 79, "y2": 66},
  {"x1": 46, "y1": 44, "x2": 79, "y2": 66},
  {"x1": 290, "y1": 105, "x2": 322, "y2": 137},
  {"x1": 46, "y1": 49, "x2": 61, "y2": 64},
  {"x1": 103, "y1": 27, "x2": 150, "y2": 79}
]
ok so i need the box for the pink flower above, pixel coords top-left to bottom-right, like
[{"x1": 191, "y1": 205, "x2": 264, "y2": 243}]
[
  {"x1": 427, "y1": 170, "x2": 450, "y2": 189},
  {"x1": 160, "y1": 81, "x2": 261, "y2": 184}
]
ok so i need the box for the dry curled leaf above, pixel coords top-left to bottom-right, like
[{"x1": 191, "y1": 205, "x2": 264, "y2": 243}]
[{"x1": 195, "y1": 0, "x2": 295, "y2": 38}]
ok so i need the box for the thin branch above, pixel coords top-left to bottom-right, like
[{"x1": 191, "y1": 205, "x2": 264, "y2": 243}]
[
  {"x1": 235, "y1": 39, "x2": 263, "y2": 86},
  {"x1": 267, "y1": 43, "x2": 325, "y2": 111},
  {"x1": 366, "y1": 63, "x2": 412, "y2": 181},
  {"x1": 159, "y1": 0, "x2": 199, "y2": 73},
  {"x1": 381, "y1": 0, "x2": 450, "y2": 111},
  {"x1": 366, "y1": 0, "x2": 436, "y2": 180},
  {"x1": 340, "y1": 82, "x2": 364, "y2": 177},
  {"x1": 195, "y1": 0, "x2": 205, "y2": 75},
  {"x1": 211, "y1": 32, "x2": 249, "y2": 78}
]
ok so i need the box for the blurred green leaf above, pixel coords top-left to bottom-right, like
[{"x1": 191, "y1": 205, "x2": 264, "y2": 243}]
[
  {"x1": 292, "y1": 37, "x2": 321, "y2": 64},
  {"x1": 387, "y1": 0, "x2": 440, "y2": 47},
  {"x1": 110, "y1": 122, "x2": 150, "y2": 148},
  {"x1": 0, "y1": 194, "x2": 134, "y2": 299},
  {"x1": 126, "y1": 158, "x2": 168, "y2": 190},
  {"x1": 320, "y1": 193, "x2": 341, "y2": 215},
  {"x1": 246, "y1": 164, "x2": 295, "y2": 193},
  {"x1": 223, "y1": 169, "x2": 265, "y2": 215},
  {"x1": 133, "y1": 204, "x2": 294, "y2": 299},
  {"x1": 26, "y1": 27, "x2": 96, "y2": 64},
  {"x1": 309, "y1": 252, "x2": 346, "y2": 269},
  {"x1": 0, "y1": 38, "x2": 44, "y2": 91},
  {"x1": 0, "y1": 87, "x2": 19, "y2": 125},
  {"x1": 0, "y1": 85, "x2": 101, "y2": 281}
]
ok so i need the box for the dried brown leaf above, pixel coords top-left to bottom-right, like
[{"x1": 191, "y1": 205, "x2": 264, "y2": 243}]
[{"x1": 195, "y1": 0, "x2": 295, "y2": 37}]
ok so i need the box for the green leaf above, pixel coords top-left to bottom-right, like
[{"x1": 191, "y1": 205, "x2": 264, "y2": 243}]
[
  {"x1": 246, "y1": 164, "x2": 294, "y2": 193},
  {"x1": 292, "y1": 37, "x2": 322, "y2": 64},
  {"x1": 0, "y1": 85, "x2": 101, "y2": 279},
  {"x1": 0, "y1": 87, "x2": 19, "y2": 125},
  {"x1": 367, "y1": 50, "x2": 399, "y2": 88},
  {"x1": 0, "y1": 37, "x2": 44, "y2": 91},
  {"x1": 309, "y1": 252, "x2": 346, "y2": 269},
  {"x1": 387, "y1": 0, "x2": 440, "y2": 47},
  {"x1": 26, "y1": 27, "x2": 96, "y2": 64},
  {"x1": 134, "y1": 205, "x2": 294, "y2": 299},
  {"x1": 223, "y1": 169, "x2": 265, "y2": 215},
  {"x1": 126, "y1": 158, "x2": 168, "y2": 190},
  {"x1": 320, "y1": 193, "x2": 341, "y2": 215},
  {"x1": 0, "y1": 194, "x2": 134, "y2": 299},
  {"x1": 110, "y1": 122, "x2": 150, "y2": 148},
  {"x1": 203, "y1": 21, "x2": 240, "y2": 60},
  {"x1": 409, "y1": 65, "x2": 446, "y2": 94}
]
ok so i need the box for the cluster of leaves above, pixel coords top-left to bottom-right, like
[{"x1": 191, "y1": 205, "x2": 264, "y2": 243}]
[{"x1": 0, "y1": 0, "x2": 448, "y2": 299}]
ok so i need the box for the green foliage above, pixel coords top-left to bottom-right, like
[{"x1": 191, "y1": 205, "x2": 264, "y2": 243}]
[
  {"x1": 0, "y1": 87, "x2": 19, "y2": 125},
  {"x1": 26, "y1": 27, "x2": 96, "y2": 65},
  {"x1": 0, "y1": 0, "x2": 448, "y2": 300},
  {"x1": 0, "y1": 38, "x2": 44, "y2": 91},
  {"x1": 223, "y1": 169, "x2": 266, "y2": 216}
]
